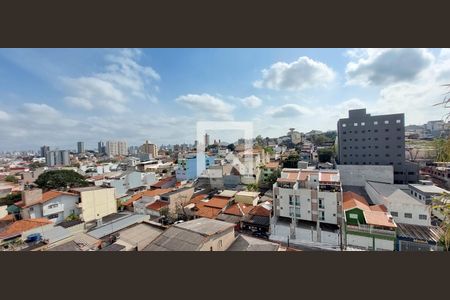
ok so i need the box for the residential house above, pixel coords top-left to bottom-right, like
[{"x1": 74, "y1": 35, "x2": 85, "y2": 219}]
[
  {"x1": 20, "y1": 189, "x2": 80, "y2": 224},
  {"x1": 151, "y1": 176, "x2": 177, "y2": 190},
  {"x1": 396, "y1": 223, "x2": 445, "y2": 251},
  {"x1": 216, "y1": 202, "x2": 254, "y2": 229},
  {"x1": 365, "y1": 181, "x2": 431, "y2": 226},
  {"x1": 235, "y1": 191, "x2": 260, "y2": 206},
  {"x1": 108, "y1": 222, "x2": 165, "y2": 251},
  {"x1": 130, "y1": 189, "x2": 173, "y2": 216},
  {"x1": 343, "y1": 191, "x2": 397, "y2": 251},
  {"x1": 0, "y1": 218, "x2": 54, "y2": 247},
  {"x1": 69, "y1": 186, "x2": 117, "y2": 223},
  {"x1": 241, "y1": 202, "x2": 272, "y2": 233},
  {"x1": 143, "y1": 218, "x2": 236, "y2": 251},
  {"x1": 227, "y1": 234, "x2": 283, "y2": 251}
]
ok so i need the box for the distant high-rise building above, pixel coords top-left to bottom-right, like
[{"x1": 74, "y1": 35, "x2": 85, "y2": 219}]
[
  {"x1": 40, "y1": 145, "x2": 50, "y2": 158},
  {"x1": 139, "y1": 140, "x2": 157, "y2": 159},
  {"x1": 337, "y1": 108, "x2": 419, "y2": 184},
  {"x1": 205, "y1": 133, "x2": 210, "y2": 147},
  {"x1": 98, "y1": 141, "x2": 106, "y2": 154},
  {"x1": 105, "y1": 140, "x2": 127, "y2": 157},
  {"x1": 46, "y1": 150, "x2": 70, "y2": 167},
  {"x1": 128, "y1": 145, "x2": 139, "y2": 155},
  {"x1": 77, "y1": 141, "x2": 85, "y2": 154}
]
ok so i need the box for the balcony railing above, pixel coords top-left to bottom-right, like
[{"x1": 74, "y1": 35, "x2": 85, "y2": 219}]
[{"x1": 346, "y1": 224, "x2": 396, "y2": 237}]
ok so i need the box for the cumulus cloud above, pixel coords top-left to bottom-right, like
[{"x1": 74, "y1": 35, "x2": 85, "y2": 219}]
[
  {"x1": 176, "y1": 93, "x2": 235, "y2": 120},
  {"x1": 61, "y1": 48, "x2": 160, "y2": 113},
  {"x1": 241, "y1": 95, "x2": 262, "y2": 108},
  {"x1": 346, "y1": 48, "x2": 434, "y2": 86},
  {"x1": 265, "y1": 104, "x2": 313, "y2": 118},
  {"x1": 254, "y1": 56, "x2": 335, "y2": 91}
]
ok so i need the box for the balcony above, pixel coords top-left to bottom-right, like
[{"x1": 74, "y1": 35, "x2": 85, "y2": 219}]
[
  {"x1": 346, "y1": 224, "x2": 396, "y2": 237},
  {"x1": 43, "y1": 203, "x2": 64, "y2": 216}
]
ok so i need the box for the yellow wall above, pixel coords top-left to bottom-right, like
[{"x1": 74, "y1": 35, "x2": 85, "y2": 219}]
[
  {"x1": 235, "y1": 194, "x2": 258, "y2": 206},
  {"x1": 81, "y1": 188, "x2": 117, "y2": 222}
]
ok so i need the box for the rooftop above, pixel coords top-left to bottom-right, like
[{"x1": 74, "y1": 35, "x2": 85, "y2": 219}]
[
  {"x1": 409, "y1": 183, "x2": 448, "y2": 194},
  {"x1": 146, "y1": 200, "x2": 169, "y2": 211},
  {"x1": 218, "y1": 190, "x2": 238, "y2": 198},
  {"x1": 227, "y1": 234, "x2": 280, "y2": 251},
  {"x1": 396, "y1": 223, "x2": 444, "y2": 243},
  {"x1": 70, "y1": 186, "x2": 108, "y2": 193},
  {"x1": 175, "y1": 218, "x2": 235, "y2": 236},
  {"x1": 0, "y1": 218, "x2": 53, "y2": 240},
  {"x1": 236, "y1": 191, "x2": 260, "y2": 198}
]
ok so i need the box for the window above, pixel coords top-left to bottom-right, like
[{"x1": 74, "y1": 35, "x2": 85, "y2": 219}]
[
  {"x1": 342, "y1": 123, "x2": 347, "y2": 127},
  {"x1": 289, "y1": 207, "x2": 294, "y2": 217},
  {"x1": 319, "y1": 198, "x2": 325, "y2": 209},
  {"x1": 289, "y1": 195, "x2": 293, "y2": 205},
  {"x1": 396, "y1": 119, "x2": 401, "y2": 124},
  {"x1": 218, "y1": 240, "x2": 223, "y2": 248},
  {"x1": 47, "y1": 213, "x2": 59, "y2": 219},
  {"x1": 419, "y1": 214, "x2": 427, "y2": 220},
  {"x1": 404, "y1": 213, "x2": 412, "y2": 219},
  {"x1": 295, "y1": 195, "x2": 300, "y2": 206},
  {"x1": 391, "y1": 211, "x2": 398, "y2": 217},
  {"x1": 343, "y1": 131, "x2": 347, "y2": 135},
  {"x1": 295, "y1": 207, "x2": 301, "y2": 217},
  {"x1": 374, "y1": 129, "x2": 378, "y2": 133},
  {"x1": 385, "y1": 137, "x2": 389, "y2": 141},
  {"x1": 354, "y1": 131, "x2": 358, "y2": 134},
  {"x1": 397, "y1": 128, "x2": 401, "y2": 131},
  {"x1": 354, "y1": 123, "x2": 358, "y2": 126},
  {"x1": 319, "y1": 211, "x2": 325, "y2": 221},
  {"x1": 397, "y1": 136, "x2": 401, "y2": 140},
  {"x1": 384, "y1": 120, "x2": 389, "y2": 124},
  {"x1": 374, "y1": 121, "x2": 378, "y2": 125},
  {"x1": 361, "y1": 122, "x2": 365, "y2": 126},
  {"x1": 385, "y1": 145, "x2": 389, "y2": 148},
  {"x1": 48, "y1": 203, "x2": 58, "y2": 209},
  {"x1": 385, "y1": 129, "x2": 389, "y2": 132}
]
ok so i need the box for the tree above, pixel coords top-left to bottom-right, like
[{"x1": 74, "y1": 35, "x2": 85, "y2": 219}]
[
  {"x1": 255, "y1": 135, "x2": 264, "y2": 147},
  {"x1": 246, "y1": 183, "x2": 258, "y2": 192},
  {"x1": 434, "y1": 138, "x2": 450, "y2": 162},
  {"x1": 433, "y1": 193, "x2": 450, "y2": 251},
  {"x1": 227, "y1": 143, "x2": 236, "y2": 152},
  {"x1": 263, "y1": 147, "x2": 274, "y2": 154},
  {"x1": 29, "y1": 161, "x2": 46, "y2": 170},
  {"x1": 35, "y1": 170, "x2": 88, "y2": 190},
  {"x1": 283, "y1": 153, "x2": 299, "y2": 168},
  {"x1": 266, "y1": 169, "x2": 281, "y2": 186},
  {"x1": 318, "y1": 148, "x2": 334, "y2": 163},
  {"x1": 0, "y1": 193, "x2": 22, "y2": 206},
  {"x1": 4, "y1": 175, "x2": 18, "y2": 184}
]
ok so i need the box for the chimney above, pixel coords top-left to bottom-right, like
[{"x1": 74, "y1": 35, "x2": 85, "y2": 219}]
[{"x1": 22, "y1": 189, "x2": 43, "y2": 207}]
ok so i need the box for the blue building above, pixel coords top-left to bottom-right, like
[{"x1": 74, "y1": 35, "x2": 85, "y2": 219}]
[{"x1": 176, "y1": 154, "x2": 215, "y2": 181}]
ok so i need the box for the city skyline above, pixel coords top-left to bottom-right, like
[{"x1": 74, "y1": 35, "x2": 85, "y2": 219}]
[{"x1": 0, "y1": 48, "x2": 449, "y2": 151}]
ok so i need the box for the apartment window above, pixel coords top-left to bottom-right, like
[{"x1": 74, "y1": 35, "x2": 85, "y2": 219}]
[
  {"x1": 419, "y1": 214, "x2": 427, "y2": 220},
  {"x1": 385, "y1": 145, "x2": 389, "y2": 148},
  {"x1": 384, "y1": 120, "x2": 389, "y2": 124},
  {"x1": 385, "y1": 129, "x2": 389, "y2": 132},
  {"x1": 391, "y1": 211, "x2": 398, "y2": 217},
  {"x1": 295, "y1": 207, "x2": 301, "y2": 217},
  {"x1": 289, "y1": 207, "x2": 294, "y2": 217},
  {"x1": 319, "y1": 198, "x2": 325, "y2": 209},
  {"x1": 418, "y1": 195, "x2": 422, "y2": 200},
  {"x1": 375, "y1": 162, "x2": 379, "y2": 165},
  {"x1": 374, "y1": 121, "x2": 378, "y2": 125},
  {"x1": 343, "y1": 131, "x2": 347, "y2": 135},
  {"x1": 48, "y1": 203, "x2": 58, "y2": 209},
  {"x1": 397, "y1": 128, "x2": 401, "y2": 131},
  {"x1": 397, "y1": 145, "x2": 402, "y2": 148},
  {"x1": 375, "y1": 154, "x2": 379, "y2": 157},
  {"x1": 354, "y1": 131, "x2": 358, "y2": 134},
  {"x1": 386, "y1": 154, "x2": 390, "y2": 157},
  {"x1": 342, "y1": 123, "x2": 347, "y2": 127},
  {"x1": 362, "y1": 138, "x2": 365, "y2": 141},
  {"x1": 362, "y1": 131, "x2": 365, "y2": 134},
  {"x1": 295, "y1": 195, "x2": 300, "y2": 206},
  {"x1": 361, "y1": 122, "x2": 365, "y2": 126},
  {"x1": 385, "y1": 137, "x2": 389, "y2": 141},
  {"x1": 319, "y1": 211, "x2": 325, "y2": 221},
  {"x1": 414, "y1": 192, "x2": 417, "y2": 197},
  {"x1": 374, "y1": 129, "x2": 378, "y2": 133},
  {"x1": 343, "y1": 139, "x2": 347, "y2": 142},
  {"x1": 343, "y1": 146, "x2": 347, "y2": 150},
  {"x1": 343, "y1": 154, "x2": 347, "y2": 158},
  {"x1": 396, "y1": 119, "x2": 401, "y2": 124},
  {"x1": 410, "y1": 190, "x2": 413, "y2": 195},
  {"x1": 397, "y1": 154, "x2": 401, "y2": 157},
  {"x1": 354, "y1": 123, "x2": 358, "y2": 126},
  {"x1": 354, "y1": 138, "x2": 358, "y2": 142},
  {"x1": 374, "y1": 138, "x2": 378, "y2": 141},
  {"x1": 404, "y1": 213, "x2": 412, "y2": 219},
  {"x1": 47, "y1": 213, "x2": 59, "y2": 219},
  {"x1": 409, "y1": 172, "x2": 415, "y2": 175}
]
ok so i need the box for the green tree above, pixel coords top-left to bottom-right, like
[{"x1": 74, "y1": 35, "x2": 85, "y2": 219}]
[
  {"x1": 266, "y1": 169, "x2": 281, "y2": 186},
  {"x1": 227, "y1": 143, "x2": 236, "y2": 152},
  {"x1": 255, "y1": 135, "x2": 264, "y2": 147},
  {"x1": 0, "y1": 193, "x2": 22, "y2": 206},
  {"x1": 283, "y1": 153, "x2": 299, "y2": 168},
  {"x1": 35, "y1": 170, "x2": 88, "y2": 191},
  {"x1": 433, "y1": 193, "x2": 450, "y2": 251},
  {"x1": 29, "y1": 161, "x2": 46, "y2": 170},
  {"x1": 434, "y1": 138, "x2": 450, "y2": 162},
  {"x1": 263, "y1": 147, "x2": 274, "y2": 154},
  {"x1": 246, "y1": 183, "x2": 258, "y2": 192},
  {"x1": 4, "y1": 175, "x2": 18, "y2": 184},
  {"x1": 318, "y1": 148, "x2": 334, "y2": 163}
]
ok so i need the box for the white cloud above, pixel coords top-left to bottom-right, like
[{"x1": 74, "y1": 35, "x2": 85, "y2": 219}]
[
  {"x1": 64, "y1": 97, "x2": 94, "y2": 110},
  {"x1": 241, "y1": 95, "x2": 262, "y2": 108},
  {"x1": 254, "y1": 56, "x2": 335, "y2": 91},
  {"x1": 345, "y1": 48, "x2": 434, "y2": 86},
  {"x1": 62, "y1": 48, "x2": 160, "y2": 113},
  {"x1": 176, "y1": 93, "x2": 235, "y2": 120},
  {"x1": 265, "y1": 104, "x2": 313, "y2": 118},
  {"x1": 0, "y1": 110, "x2": 10, "y2": 121}
]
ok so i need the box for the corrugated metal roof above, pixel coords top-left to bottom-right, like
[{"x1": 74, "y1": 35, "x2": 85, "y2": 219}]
[{"x1": 87, "y1": 214, "x2": 150, "y2": 239}]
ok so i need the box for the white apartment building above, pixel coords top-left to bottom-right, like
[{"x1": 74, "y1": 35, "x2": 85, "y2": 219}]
[
  {"x1": 273, "y1": 168, "x2": 343, "y2": 226},
  {"x1": 105, "y1": 140, "x2": 128, "y2": 157}
]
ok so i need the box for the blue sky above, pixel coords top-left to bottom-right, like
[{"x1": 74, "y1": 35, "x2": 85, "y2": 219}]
[{"x1": 0, "y1": 48, "x2": 449, "y2": 151}]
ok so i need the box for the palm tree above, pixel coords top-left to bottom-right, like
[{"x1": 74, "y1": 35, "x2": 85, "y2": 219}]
[{"x1": 433, "y1": 192, "x2": 450, "y2": 251}]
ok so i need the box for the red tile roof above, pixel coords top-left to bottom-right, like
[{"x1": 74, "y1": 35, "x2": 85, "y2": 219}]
[
  {"x1": 343, "y1": 191, "x2": 370, "y2": 211},
  {"x1": 370, "y1": 204, "x2": 388, "y2": 212},
  {"x1": 151, "y1": 176, "x2": 175, "y2": 188},
  {"x1": 224, "y1": 203, "x2": 254, "y2": 216},
  {"x1": 146, "y1": 200, "x2": 169, "y2": 211},
  {"x1": 203, "y1": 197, "x2": 229, "y2": 209},
  {"x1": 122, "y1": 188, "x2": 172, "y2": 207},
  {"x1": 249, "y1": 205, "x2": 271, "y2": 217},
  {"x1": 189, "y1": 194, "x2": 208, "y2": 205},
  {"x1": 0, "y1": 218, "x2": 53, "y2": 239},
  {"x1": 23, "y1": 191, "x2": 77, "y2": 208},
  {"x1": 195, "y1": 205, "x2": 222, "y2": 219}
]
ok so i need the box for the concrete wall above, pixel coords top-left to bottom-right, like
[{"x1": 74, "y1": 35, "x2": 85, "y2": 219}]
[
  {"x1": 337, "y1": 165, "x2": 393, "y2": 186},
  {"x1": 80, "y1": 188, "x2": 117, "y2": 222},
  {"x1": 199, "y1": 227, "x2": 236, "y2": 251}
]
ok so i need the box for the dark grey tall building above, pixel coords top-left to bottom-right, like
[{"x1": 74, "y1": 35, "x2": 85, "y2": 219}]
[
  {"x1": 40, "y1": 145, "x2": 50, "y2": 158},
  {"x1": 337, "y1": 108, "x2": 419, "y2": 184},
  {"x1": 77, "y1": 141, "x2": 85, "y2": 154},
  {"x1": 98, "y1": 141, "x2": 105, "y2": 154}
]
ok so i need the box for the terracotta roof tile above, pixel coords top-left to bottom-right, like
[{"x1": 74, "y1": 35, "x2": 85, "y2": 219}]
[
  {"x1": 122, "y1": 188, "x2": 173, "y2": 207},
  {"x1": 146, "y1": 200, "x2": 169, "y2": 211},
  {"x1": 363, "y1": 211, "x2": 397, "y2": 228},
  {"x1": 0, "y1": 218, "x2": 53, "y2": 239},
  {"x1": 203, "y1": 197, "x2": 229, "y2": 209},
  {"x1": 189, "y1": 194, "x2": 208, "y2": 205},
  {"x1": 151, "y1": 176, "x2": 175, "y2": 188},
  {"x1": 224, "y1": 203, "x2": 254, "y2": 216},
  {"x1": 343, "y1": 191, "x2": 370, "y2": 211},
  {"x1": 249, "y1": 205, "x2": 271, "y2": 217}
]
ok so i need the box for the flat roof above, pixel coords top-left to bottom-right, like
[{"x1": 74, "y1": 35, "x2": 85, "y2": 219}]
[
  {"x1": 236, "y1": 191, "x2": 259, "y2": 197},
  {"x1": 227, "y1": 234, "x2": 280, "y2": 251},
  {"x1": 175, "y1": 218, "x2": 235, "y2": 236},
  {"x1": 70, "y1": 186, "x2": 110, "y2": 192},
  {"x1": 409, "y1": 184, "x2": 448, "y2": 194},
  {"x1": 218, "y1": 190, "x2": 238, "y2": 198}
]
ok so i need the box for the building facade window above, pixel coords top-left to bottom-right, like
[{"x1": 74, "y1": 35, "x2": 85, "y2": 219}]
[
  {"x1": 319, "y1": 198, "x2": 324, "y2": 209},
  {"x1": 404, "y1": 213, "x2": 412, "y2": 219},
  {"x1": 391, "y1": 211, "x2": 398, "y2": 217}
]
